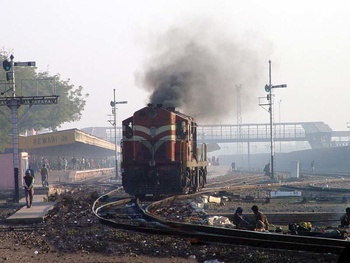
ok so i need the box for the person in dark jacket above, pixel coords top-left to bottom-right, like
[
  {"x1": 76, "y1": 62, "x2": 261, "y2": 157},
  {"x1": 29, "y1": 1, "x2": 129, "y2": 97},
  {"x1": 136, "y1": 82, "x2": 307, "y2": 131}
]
[
  {"x1": 340, "y1": 207, "x2": 350, "y2": 227},
  {"x1": 40, "y1": 164, "x2": 49, "y2": 187},
  {"x1": 23, "y1": 170, "x2": 35, "y2": 208},
  {"x1": 232, "y1": 207, "x2": 250, "y2": 229},
  {"x1": 264, "y1": 162, "x2": 270, "y2": 177},
  {"x1": 25, "y1": 165, "x2": 35, "y2": 178}
]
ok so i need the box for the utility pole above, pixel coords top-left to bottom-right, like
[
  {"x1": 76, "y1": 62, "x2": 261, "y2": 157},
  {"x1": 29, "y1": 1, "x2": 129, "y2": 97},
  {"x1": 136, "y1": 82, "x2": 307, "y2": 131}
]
[
  {"x1": 236, "y1": 84, "x2": 243, "y2": 169},
  {"x1": 0, "y1": 54, "x2": 58, "y2": 202},
  {"x1": 268, "y1": 60, "x2": 274, "y2": 179},
  {"x1": 109, "y1": 89, "x2": 127, "y2": 180},
  {"x1": 279, "y1": 99, "x2": 282, "y2": 152},
  {"x1": 262, "y1": 60, "x2": 287, "y2": 180}
]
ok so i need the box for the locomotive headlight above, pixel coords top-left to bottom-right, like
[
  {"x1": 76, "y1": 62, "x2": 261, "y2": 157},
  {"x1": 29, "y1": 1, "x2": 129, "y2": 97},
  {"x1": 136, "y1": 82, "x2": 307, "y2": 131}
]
[
  {"x1": 149, "y1": 108, "x2": 157, "y2": 118},
  {"x1": 150, "y1": 126, "x2": 157, "y2": 138}
]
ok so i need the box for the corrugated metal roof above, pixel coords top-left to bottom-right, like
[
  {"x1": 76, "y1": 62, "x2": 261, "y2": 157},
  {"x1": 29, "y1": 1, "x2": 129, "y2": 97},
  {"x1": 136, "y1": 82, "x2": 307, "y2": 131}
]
[{"x1": 6, "y1": 129, "x2": 115, "y2": 157}]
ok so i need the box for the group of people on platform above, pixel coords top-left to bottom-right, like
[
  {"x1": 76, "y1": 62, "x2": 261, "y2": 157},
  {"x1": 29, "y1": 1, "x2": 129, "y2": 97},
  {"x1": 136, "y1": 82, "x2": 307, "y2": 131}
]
[
  {"x1": 23, "y1": 153, "x2": 115, "y2": 209},
  {"x1": 33, "y1": 156, "x2": 114, "y2": 172}
]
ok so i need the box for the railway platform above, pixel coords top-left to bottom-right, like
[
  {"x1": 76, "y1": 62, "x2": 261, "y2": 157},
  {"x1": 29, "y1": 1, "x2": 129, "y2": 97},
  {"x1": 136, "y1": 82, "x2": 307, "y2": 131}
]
[{"x1": 6, "y1": 194, "x2": 55, "y2": 224}]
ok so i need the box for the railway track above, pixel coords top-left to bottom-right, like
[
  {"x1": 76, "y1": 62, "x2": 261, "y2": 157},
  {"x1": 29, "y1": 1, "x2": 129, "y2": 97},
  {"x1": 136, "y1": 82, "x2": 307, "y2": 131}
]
[
  {"x1": 205, "y1": 173, "x2": 263, "y2": 188},
  {"x1": 92, "y1": 182, "x2": 350, "y2": 256}
]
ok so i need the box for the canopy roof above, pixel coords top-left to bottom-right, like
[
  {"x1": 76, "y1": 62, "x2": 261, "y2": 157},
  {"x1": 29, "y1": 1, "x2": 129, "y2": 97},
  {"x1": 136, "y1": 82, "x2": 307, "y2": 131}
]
[{"x1": 7, "y1": 129, "x2": 115, "y2": 158}]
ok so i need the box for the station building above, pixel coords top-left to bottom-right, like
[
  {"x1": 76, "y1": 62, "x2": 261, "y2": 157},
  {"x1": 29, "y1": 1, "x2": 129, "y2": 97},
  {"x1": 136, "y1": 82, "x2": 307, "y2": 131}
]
[{"x1": 0, "y1": 129, "x2": 116, "y2": 189}]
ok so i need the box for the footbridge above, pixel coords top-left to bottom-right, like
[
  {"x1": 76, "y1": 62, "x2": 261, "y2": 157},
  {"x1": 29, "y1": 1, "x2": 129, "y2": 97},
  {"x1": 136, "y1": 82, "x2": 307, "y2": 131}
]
[
  {"x1": 197, "y1": 122, "x2": 350, "y2": 149},
  {"x1": 81, "y1": 122, "x2": 350, "y2": 150}
]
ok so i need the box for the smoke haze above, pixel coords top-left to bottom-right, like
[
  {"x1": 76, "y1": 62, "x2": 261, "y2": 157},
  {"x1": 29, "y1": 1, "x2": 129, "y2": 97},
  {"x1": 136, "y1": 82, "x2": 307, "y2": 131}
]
[{"x1": 137, "y1": 21, "x2": 272, "y2": 123}]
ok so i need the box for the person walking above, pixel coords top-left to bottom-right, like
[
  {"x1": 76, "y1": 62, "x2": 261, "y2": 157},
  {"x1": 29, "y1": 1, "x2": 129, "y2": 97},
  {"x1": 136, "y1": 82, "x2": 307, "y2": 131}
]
[
  {"x1": 23, "y1": 170, "x2": 34, "y2": 208},
  {"x1": 57, "y1": 156, "x2": 62, "y2": 171},
  {"x1": 251, "y1": 205, "x2": 270, "y2": 230},
  {"x1": 63, "y1": 157, "x2": 68, "y2": 171},
  {"x1": 231, "y1": 162, "x2": 236, "y2": 172},
  {"x1": 264, "y1": 162, "x2": 270, "y2": 177},
  {"x1": 71, "y1": 156, "x2": 77, "y2": 170},
  {"x1": 25, "y1": 165, "x2": 35, "y2": 178},
  {"x1": 40, "y1": 164, "x2": 49, "y2": 187}
]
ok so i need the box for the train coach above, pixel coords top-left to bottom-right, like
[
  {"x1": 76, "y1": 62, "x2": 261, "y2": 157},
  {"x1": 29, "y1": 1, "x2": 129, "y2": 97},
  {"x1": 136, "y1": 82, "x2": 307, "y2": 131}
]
[{"x1": 121, "y1": 104, "x2": 207, "y2": 197}]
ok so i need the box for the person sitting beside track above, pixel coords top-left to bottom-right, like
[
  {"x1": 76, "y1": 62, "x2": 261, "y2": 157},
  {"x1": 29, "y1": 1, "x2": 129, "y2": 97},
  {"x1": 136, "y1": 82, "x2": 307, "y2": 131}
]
[
  {"x1": 340, "y1": 207, "x2": 350, "y2": 227},
  {"x1": 232, "y1": 207, "x2": 244, "y2": 227},
  {"x1": 23, "y1": 170, "x2": 34, "y2": 208},
  {"x1": 251, "y1": 205, "x2": 270, "y2": 231},
  {"x1": 232, "y1": 207, "x2": 250, "y2": 229}
]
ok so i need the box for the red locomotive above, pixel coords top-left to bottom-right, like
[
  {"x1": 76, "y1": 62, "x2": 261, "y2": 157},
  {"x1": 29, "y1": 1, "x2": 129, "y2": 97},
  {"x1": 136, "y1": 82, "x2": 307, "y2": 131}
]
[{"x1": 121, "y1": 104, "x2": 208, "y2": 197}]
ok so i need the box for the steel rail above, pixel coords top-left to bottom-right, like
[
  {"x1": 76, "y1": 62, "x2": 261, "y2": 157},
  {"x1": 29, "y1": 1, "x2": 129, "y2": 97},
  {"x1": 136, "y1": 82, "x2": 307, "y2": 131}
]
[
  {"x1": 92, "y1": 179, "x2": 350, "y2": 255},
  {"x1": 142, "y1": 196, "x2": 349, "y2": 255},
  {"x1": 96, "y1": 195, "x2": 349, "y2": 255}
]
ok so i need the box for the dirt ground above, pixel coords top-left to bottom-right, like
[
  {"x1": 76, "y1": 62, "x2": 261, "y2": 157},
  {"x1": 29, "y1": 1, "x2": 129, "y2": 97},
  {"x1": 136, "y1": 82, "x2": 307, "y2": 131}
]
[
  {"x1": 0, "y1": 225, "x2": 340, "y2": 263},
  {"x1": 0, "y1": 172, "x2": 348, "y2": 263}
]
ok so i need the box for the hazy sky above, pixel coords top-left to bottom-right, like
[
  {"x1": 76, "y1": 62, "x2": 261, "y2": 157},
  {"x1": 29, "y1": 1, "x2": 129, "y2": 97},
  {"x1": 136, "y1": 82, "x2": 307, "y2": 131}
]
[{"x1": 2, "y1": 0, "x2": 350, "y2": 131}]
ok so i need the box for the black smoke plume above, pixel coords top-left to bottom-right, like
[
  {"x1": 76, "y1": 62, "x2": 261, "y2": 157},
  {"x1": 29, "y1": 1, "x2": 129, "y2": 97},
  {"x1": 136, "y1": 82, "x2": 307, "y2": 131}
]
[{"x1": 137, "y1": 23, "x2": 271, "y2": 123}]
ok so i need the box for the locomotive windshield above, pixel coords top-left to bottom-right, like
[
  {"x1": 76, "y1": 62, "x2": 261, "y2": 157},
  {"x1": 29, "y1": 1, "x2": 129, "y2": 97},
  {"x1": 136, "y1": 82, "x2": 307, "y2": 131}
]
[
  {"x1": 125, "y1": 122, "x2": 133, "y2": 139},
  {"x1": 176, "y1": 121, "x2": 187, "y2": 139}
]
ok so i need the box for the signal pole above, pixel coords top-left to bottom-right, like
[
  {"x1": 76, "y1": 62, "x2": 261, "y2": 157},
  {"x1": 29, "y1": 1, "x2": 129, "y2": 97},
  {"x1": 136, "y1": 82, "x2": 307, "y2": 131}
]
[
  {"x1": 0, "y1": 54, "x2": 58, "y2": 202},
  {"x1": 108, "y1": 89, "x2": 127, "y2": 180},
  {"x1": 263, "y1": 60, "x2": 287, "y2": 180},
  {"x1": 268, "y1": 61, "x2": 274, "y2": 179}
]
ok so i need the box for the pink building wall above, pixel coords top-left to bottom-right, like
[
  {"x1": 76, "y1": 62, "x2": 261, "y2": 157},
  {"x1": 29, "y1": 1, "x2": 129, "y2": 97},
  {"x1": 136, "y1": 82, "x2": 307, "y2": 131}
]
[{"x1": 0, "y1": 153, "x2": 27, "y2": 189}]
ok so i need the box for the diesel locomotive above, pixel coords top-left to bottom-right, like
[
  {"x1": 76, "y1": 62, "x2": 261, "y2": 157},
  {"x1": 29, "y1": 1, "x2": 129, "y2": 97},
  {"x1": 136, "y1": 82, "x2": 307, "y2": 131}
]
[{"x1": 121, "y1": 104, "x2": 207, "y2": 197}]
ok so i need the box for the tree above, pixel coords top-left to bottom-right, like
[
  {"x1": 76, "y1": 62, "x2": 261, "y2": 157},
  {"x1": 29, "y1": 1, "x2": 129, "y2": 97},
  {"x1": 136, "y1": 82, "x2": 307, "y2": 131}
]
[
  {"x1": 0, "y1": 51, "x2": 89, "y2": 150},
  {"x1": 15, "y1": 71, "x2": 89, "y2": 131}
]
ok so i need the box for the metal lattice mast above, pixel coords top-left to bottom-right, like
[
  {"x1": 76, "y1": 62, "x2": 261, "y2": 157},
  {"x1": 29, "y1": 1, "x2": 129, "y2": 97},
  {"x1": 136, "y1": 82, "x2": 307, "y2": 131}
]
[
  {"x1": 108, "y1": 89, "x2": 127, "y2": 180},
  {"x1": 0, "y1": 54, "x2": 58, "y2": 202},
  {"x1": 236, "y1": 84, "x2": 243, "y2": 161}
]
